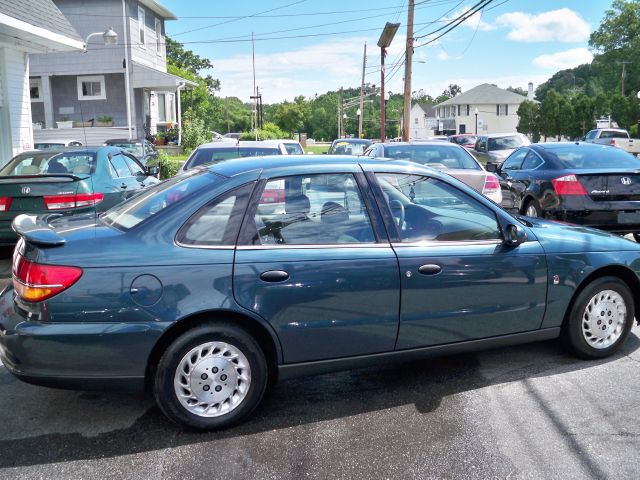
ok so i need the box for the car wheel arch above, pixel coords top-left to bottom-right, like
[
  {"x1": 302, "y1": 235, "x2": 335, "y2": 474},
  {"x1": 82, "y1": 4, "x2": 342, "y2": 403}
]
[
  {"x1": 519, "y1": 195, "x2": 539, "y2": 214},
  {"x1": 562, "y1": 265, "x2": 640, "y2": 330},
  {"x1": 144, "y1": 309, "x2": 282, "y2": 391}
]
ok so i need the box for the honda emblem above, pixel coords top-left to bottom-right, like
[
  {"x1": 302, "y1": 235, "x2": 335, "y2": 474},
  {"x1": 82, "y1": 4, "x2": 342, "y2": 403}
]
[
  {"x1": 21, "y1": 186, "x2": 30, "y2": 194},
  {"x1": 621, "y1": 177, "x2": 632, "y2": 185}
]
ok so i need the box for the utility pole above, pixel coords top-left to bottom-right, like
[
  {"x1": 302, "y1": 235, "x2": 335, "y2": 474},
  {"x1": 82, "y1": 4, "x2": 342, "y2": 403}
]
[
  {"x1": 377, "y1": 23, "x2": 399, "y2": 142},
  {"x1": 618, "y1": 61, "x2": 631, "y2": 96},
  {"x1": 339, "y1": 87, "x2": 344, "y2": 138},
  {"x1": 250, "y1": 86, "x2": 263, "y2": 129},
  {"x1": 251, "y1": 31, "x2": 257, "y2": 139},
  {"x1": 358, "y1": 42, "x2": 367, "y2": 138},
  {"x1": 402, "y1": 0, "x2": 415, "y2": 142}
]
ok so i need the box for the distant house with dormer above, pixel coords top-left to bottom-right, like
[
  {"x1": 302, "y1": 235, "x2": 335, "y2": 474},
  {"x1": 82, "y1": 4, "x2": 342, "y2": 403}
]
[
  {"x1": 0, "y1": 0, "x2": 83, "y2": 162},
  {"x1": 29, "y1": 0, "x2": 194, "y2": 145},
  {"x1": 434, "y1": 83, "x2": 529, "y2": 135}
]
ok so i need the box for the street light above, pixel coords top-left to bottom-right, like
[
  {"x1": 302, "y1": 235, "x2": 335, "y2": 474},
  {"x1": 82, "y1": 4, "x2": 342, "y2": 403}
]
[
  {"x1": 84, "y1": 27, "x2": 118, "y2": 52},
  {"x1": 356, "y1": 108, "x2": 362, "y2": 138},
  {"x1": 474, "y1": 107, "x2": 479, "y2": 135},
  {"x1": 377, "y1": 22, "x2": 400, "y2": 142},
  {"x1": 436, "y1": 115, "x2": 440, "y2": 135}
]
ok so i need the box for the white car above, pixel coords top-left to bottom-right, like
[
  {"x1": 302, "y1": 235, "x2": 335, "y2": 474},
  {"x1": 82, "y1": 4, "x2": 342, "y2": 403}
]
[{"x1": 34, "y1": 140, "x2": 83, "y2": 150}]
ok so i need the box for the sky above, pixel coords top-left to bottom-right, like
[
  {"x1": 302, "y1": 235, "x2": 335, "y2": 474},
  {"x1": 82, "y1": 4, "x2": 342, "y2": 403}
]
[{"x1": 160, "y1": 0, "x2": 613, "y2": 104}]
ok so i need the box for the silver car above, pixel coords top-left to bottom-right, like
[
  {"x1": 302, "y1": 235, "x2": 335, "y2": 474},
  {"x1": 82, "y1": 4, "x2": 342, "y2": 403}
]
[
  {"x1": 363, "y1": 141, "x2": 502, "y2": 204},
  {"x1": 473, "y1": 133, "x2": 530, "y2": 166}
]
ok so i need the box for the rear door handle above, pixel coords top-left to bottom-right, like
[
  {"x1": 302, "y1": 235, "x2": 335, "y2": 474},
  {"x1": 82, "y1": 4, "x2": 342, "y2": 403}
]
[
  {"x1": 120, "y1": 183, "x2": 128, "y2": 189},
  {"x1": 418, "y1": 264, "x2": 442, "y2": 275},
  {"x1": 260, "y1": 270, "x2": 290, "y2": 282}
]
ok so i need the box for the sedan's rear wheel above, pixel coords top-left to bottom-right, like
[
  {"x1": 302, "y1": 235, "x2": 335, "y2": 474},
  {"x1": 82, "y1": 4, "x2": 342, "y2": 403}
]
[
  {"x1": 153, "y1": 322, "x2": 267, "y2": 430},
  {"x1": 523, "y1": 199, "x2": 542, "y2": 218},
  {"x1": 563, "y1": 277, "x2": 634, "y2": 359}
]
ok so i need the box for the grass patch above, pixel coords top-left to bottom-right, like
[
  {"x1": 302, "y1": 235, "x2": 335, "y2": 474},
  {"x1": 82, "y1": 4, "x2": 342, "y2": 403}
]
[{"x1": 305, "y1": 144, "x2": 330, "y2": 154}]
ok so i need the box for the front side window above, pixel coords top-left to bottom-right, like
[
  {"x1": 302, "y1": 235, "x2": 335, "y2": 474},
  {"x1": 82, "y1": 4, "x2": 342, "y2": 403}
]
[
  {"x1": 77, "y1": 76, "x2": 105, "y2": 100},
  {"x1": 375, "y1": 173, "x2": 501, "y2": 243},
  {"x1": 123, "y1": 155, "x2": 145, "y2": 176},
  {"x1": 245, "y1": 173, "x2": 376, "y2": 245},
  {"x1": 109, "y1": 154, "x2": 133, "y2": 178},
  {"x1": 178, "y1": 184, "x2": 254, "y2": 247}
]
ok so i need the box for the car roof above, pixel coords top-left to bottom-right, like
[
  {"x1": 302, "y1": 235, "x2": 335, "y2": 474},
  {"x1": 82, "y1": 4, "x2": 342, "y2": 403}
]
[
  {"x1": 205, "y1": 154, "x2": 439, "y2": 178},
  {"x1": 378, "y1": 141, "x2": 461, "y2": 147},
  {"x1": 196, "y1": 141, "x2": 284, "y2": 149},
  {"x1": 531, "y1": 141, "x2": 617, "y2": 151},
  {"x1": 482, "y1": 133, "x2": 526, "y2": 138},
  {"x1": 332, "y1": 138, "x2": 372, "y2": 144},
  {"x1": 34, "y1": 140, "x2": 82, "y2": 144},
  {"x1": 104, "y1": 138, "x2": 145, "y2": 143}
]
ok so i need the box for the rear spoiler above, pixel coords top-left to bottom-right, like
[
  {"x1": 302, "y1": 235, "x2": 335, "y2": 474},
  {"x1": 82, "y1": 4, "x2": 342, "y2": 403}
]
[
  {"x1": 0, "y1": 174, "x2": 84, "y2": 183},
  {"x1": 12, "y1": 214, "x2": 65, "y2": 246}
]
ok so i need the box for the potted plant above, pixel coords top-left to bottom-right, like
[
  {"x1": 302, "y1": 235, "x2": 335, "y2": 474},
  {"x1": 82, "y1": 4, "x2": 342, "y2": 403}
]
[
  {"x1": 32, "y1": 122, "x2": 43, "y2": 130},
  {"x1": 95, "y1": 115, "x2": 113, "y2": 127},
  {"x1": 56, "y1": 116, "x2": 73, "y2": 129},
  {"x1": 154, "y1": 132, "x2": 166, "y2": 146}
]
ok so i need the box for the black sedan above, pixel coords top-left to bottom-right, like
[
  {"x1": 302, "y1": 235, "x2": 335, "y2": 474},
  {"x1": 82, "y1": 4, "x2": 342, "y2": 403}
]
[{"x1": 488, "y1": 142, "x2": 640, "y2": 237}]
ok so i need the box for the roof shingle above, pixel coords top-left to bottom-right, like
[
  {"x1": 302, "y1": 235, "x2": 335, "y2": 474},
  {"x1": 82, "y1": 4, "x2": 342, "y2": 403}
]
[
  {"x1": 435, "y1": 83, "x2": 527, "y2": 107},
  {"x1": 0, "y1": 0, "x2": 82, "y2": 42}
]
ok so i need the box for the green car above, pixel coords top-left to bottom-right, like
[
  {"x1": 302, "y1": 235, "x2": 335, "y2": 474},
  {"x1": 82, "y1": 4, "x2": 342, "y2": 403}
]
[{"x1": 0, "y1": 146, "x2": 159, "y2": 245}]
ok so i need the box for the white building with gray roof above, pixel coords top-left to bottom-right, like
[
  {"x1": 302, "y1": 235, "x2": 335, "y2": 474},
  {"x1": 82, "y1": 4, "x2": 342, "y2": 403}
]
[{"x1": 434, "y1": 83, "x2": 529, "y2": 136}]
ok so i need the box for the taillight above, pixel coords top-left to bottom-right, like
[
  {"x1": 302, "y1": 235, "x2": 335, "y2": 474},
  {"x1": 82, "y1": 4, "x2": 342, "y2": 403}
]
[
  {"x1": 610, "y1": 139, "x2": 616, "y2": 146},
  {"x1": 551, "y1": 174, "x2": 587, "y2": 195},
  {"x1": 482, "y1": 174, "x2": 500, "y2": 194},
  {"x1": 260, "y1": 189, "x2": 285, "y2": 204},
  {"x1": 0, "y1": 197, "x2": 12, "y2": 212},
  {"x1": 43, "y1": 192, "x2": 103, "y2": 210},
  {"x1": 12, "y1": 254, "x2": 82, "y2": 302}
]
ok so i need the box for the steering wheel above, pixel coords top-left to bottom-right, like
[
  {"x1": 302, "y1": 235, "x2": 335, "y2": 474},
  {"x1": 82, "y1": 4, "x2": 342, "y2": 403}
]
[{"x1": 389, "y1": 200, "x2": 405, "y2": 230}]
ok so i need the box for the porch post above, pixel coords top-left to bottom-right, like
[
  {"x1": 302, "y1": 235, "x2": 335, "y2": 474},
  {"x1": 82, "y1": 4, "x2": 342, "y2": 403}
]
[
  {"x1": 176, "y1": 83, "x2": 184, "y2": 146},
  {"x1": 41, "y1": 75, "x2": 53, "y2": 129}
]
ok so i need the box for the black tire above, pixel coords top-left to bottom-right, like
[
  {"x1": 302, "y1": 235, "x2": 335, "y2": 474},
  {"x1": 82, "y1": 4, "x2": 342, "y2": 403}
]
[
  {"x1": 562, "y1": 276, "x2": 635, "y2": 359},
  {"x1": 153, "y1": 322, "x2": 268, "y2": 430},
  {"x1": 522, "y1": 198, "x2": 542, "y2": 218},
  {"x1": 633, "y1": 233, "x2": 640, "y2": 243}
]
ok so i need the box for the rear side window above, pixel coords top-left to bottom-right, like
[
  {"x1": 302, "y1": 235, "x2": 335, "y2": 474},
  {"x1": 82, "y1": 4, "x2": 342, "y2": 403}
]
[
  {"x1": 177, "y1": 183, "x2": 254, "y2": 247},
  {"x1": 102, "y1": 171, "x2": 219, "y2": 230},
  {"x1": 521, "y1": 152, "x2": 543, "y2": 170}
]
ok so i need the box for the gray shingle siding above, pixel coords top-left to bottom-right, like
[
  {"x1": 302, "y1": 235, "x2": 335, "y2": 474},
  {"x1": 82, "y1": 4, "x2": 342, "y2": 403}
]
[{"x1": 0, "y1": 0, "x2": 82, "y2": 41}]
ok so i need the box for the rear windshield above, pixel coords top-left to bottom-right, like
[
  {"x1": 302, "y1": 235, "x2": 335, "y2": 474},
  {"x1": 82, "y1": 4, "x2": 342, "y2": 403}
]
[
  {"x1": 599, "y1": 130, "x2": 629, "y2": 139},
  {"x1": 547, "y1": 145, "x2": 640, "y2": 169},
  {"x1": 450, "y1": 136, "x2": 477, "y2": 146},
  {"x1": 384, "y1": 145, "x2": 481, "y2": 170},
  {"x1": 186, "y1": 147, "x2": 280, "y2": 169},
  {"x1": 488, "y1": 135, "x2": 527, "y2": 151},
  {"x1": 329, "y1": 141, "x2": 372, "y2": 155},
  {"x1": 108, "y1": 142, "x2": 144, "y2": 157},
  {"x1": 0, "y1": 151, "x2": 96, "y2": 176},
  {"x1": 101, "y1": 171, "x2": 219, "y2": 230}
]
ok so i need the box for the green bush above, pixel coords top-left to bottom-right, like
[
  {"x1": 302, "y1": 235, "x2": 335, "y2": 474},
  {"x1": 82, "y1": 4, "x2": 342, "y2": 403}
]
[
  {"x1": 181, "y1": 114, "x2": 209, "y2": 150},
  {"x1": 156, "y1": 153, "x2": 184, "y2": 179},
  {"x1": 239, "y1": 122, "x2": 290, "y2": 141}
]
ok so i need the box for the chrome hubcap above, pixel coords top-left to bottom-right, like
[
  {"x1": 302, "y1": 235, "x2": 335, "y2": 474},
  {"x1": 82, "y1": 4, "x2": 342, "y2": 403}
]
[
  {"x1": 526, "y1": 204, "x2": 538, "y2": 217},
  {"x1": 174, "y1": 341, "x2": 251, "y2": 417},
  {"x1": 582, "y1": 290, "x2": 626, "y2": 349}
]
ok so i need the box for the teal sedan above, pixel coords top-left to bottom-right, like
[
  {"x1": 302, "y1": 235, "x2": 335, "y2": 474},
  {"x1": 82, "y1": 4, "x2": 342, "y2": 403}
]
[
  {"x1": 1, "y1": 155, "x2": 639, "y2": 430},
  {"x1": 0, "y1": 146, "x2": 159, "y2": 244}
]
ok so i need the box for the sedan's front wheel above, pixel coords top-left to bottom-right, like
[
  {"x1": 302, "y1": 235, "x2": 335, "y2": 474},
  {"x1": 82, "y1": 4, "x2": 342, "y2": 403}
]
[
  {"x1": 564, "y1": 277, "x2": 634, "y2": 359},
  {"x1": 153, "y1": 322, "x2": 268, "y2": 430}
]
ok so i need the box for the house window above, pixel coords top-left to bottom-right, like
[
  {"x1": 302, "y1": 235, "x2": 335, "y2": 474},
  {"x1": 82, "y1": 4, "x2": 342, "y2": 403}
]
[
  {"x1": 30, "y1": 78, "x2": 42, "y2": 102},
  {"x1": 138, "y1": 6, "x2": 145, "y2": 48},
  {"x1": 157, "y1": 93, "x2": 166, "y2": 122},
  {"x1": 497, "y1": 104, "x2": 508, "y2": 116},
  {"x1": 452, "y1": 106, "x2": 456, "y2": 117},
  {"x1": 466, "y1": 104, "x2": 470, "y2": 116},
  {"x1": 77, "y1": 75, "x2": 106, "y2": 100},
  {"x1": 414, "y1": 117, "x2": 419, "y2": 124},
  {"x1": 155, "y1": 17, "x2": 162, "y2": 55}
]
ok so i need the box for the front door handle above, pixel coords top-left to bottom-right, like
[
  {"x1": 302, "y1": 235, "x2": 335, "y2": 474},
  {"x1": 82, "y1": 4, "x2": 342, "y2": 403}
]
[
  {"x1": 120, "y1": 183, "x2": 128, "y2": 189},
  {"x1": 418, "y1": 264, "x2": 442, "y2": 275},
  {"x1": 260, "y1": 270, "x2": 290, "y2": 282}
]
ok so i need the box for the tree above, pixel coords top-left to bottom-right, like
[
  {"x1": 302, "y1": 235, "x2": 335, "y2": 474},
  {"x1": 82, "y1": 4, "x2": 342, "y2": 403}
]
[
  {"x1": 516, "y1": 101, "x2": 540, "y2": 141},
  {"x1": 274, "y1": 98, "x2": 308, "y2": 135},
  {"x1": 593, "y1": 92, "x2": 610, "y2": 119},
  {"x1": 412, "y1": 89, "x2": 434, "y2": 104},
  {"x1": 507, "y1": 86, "x2": 528, "y2": 97},
  {"x1": 538, "y1": 89, "x2": 561, "y2": 139},
  {"x1": 610, "y1": 93, "x2": 632, "y2": 129},
  {"x1": 434, "y1": 84, "x2": 462, "y2": 104},
  {"x1": 557, "y1": 95, "x2": 574, "y2": 139},
  {"x1": 572, "y1": 93, "x2": 594, "y2": 136},
  {"x1": 166, "y1": 37, "x2": 214, "y2": 76}
]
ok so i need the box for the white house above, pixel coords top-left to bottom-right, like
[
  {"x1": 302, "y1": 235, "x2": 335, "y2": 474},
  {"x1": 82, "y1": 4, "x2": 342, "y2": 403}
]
[
  {"x1": 434, "y1": 83, "x2": 529, "y2": 135},
  {"x1": 409, "y1": 103, "x2": 437, "y2": 139},
  {"x1": 0, "y1": 0, "x2": 83, "y2": 163}
]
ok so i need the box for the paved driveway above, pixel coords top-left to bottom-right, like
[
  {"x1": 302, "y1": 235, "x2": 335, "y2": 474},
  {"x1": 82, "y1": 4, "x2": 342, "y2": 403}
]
[{"x1": 0, "y1": 250, "x2": 639, "y2": 479}]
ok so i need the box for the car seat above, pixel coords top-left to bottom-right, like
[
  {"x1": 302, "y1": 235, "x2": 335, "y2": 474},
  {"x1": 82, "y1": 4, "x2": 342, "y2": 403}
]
[{"x1": 321, "y1": 201, "x2": 358, "y2": 243}]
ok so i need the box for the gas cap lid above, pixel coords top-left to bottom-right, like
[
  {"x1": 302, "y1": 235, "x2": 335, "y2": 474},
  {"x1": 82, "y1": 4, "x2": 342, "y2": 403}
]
[{"x1": 130, "y1": 274, "x2": 163, "y2": 307}]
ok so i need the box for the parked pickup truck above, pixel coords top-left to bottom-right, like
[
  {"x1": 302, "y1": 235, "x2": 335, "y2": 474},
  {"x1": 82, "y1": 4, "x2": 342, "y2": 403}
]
[{"x1": 583, "y1": 128, "x2": 640, "y2": 156}]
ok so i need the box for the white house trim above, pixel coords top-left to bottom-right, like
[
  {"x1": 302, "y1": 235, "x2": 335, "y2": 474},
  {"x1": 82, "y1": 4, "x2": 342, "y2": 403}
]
[
  {"x1": 0, "y1": 12, "x2": 84, "y2": 52},
  {"x1": 76, "y1": 75, "x2": 106, "y2": 100}
]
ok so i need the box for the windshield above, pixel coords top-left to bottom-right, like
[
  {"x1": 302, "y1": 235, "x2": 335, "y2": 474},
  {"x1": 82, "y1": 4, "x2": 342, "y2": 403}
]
[
  {"x1": 548, "y1": 145, "x2": 640, "y2": 169},
  {"x1": 329, "y1": 141, "x2": 372, "y2": 155},
  {"x1": 284, "y1": 143, "x2": 304, "y2": 155},
  {"x1": 108, "y1": 142, "x2": 144, "y2": 157},
  {"x1": 102, "y1": 171, "x2": 218, "y2": 230},
  {"x1": 186, "y1": 147, "x2": 280, "y2": 169},
  {"x1": 488, "y1": 135, "x2": 527, "y2": 151},
  {"x1": 0, "y1": 151, "x2": 96, "y2": 176},
  {"x1": 451, "y1": 136, "x2": 477, "y2": 146},
  {"x1": 384, "y1": 145, "x2": 481, "y2": 170}
]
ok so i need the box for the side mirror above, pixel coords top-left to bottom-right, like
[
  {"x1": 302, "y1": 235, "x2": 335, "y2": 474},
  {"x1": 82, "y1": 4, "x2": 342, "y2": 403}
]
[
  {"x1": 485, "y1": 163, "x2": 497, "y2": 173},
  {"x1": 146, "y1": 165, "x2": 160, "y2": 176},
  {"x1": 503, "y1": 224, "x2": 526, "y2": 246}
]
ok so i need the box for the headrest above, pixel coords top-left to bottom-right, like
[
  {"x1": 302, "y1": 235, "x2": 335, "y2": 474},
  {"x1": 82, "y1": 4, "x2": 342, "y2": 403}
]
[
  {"x1": 285, "y1": 194, "x2": 310, "y2": 215},
  {"x1": 321, "y1": 201, "x2": 349, "y2": 224}
]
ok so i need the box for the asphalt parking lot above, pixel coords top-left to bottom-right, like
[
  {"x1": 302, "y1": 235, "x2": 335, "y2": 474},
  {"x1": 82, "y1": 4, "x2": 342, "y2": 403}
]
[{"x1": 1, "y1": 249, "x2": 640, "y2": 479}]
